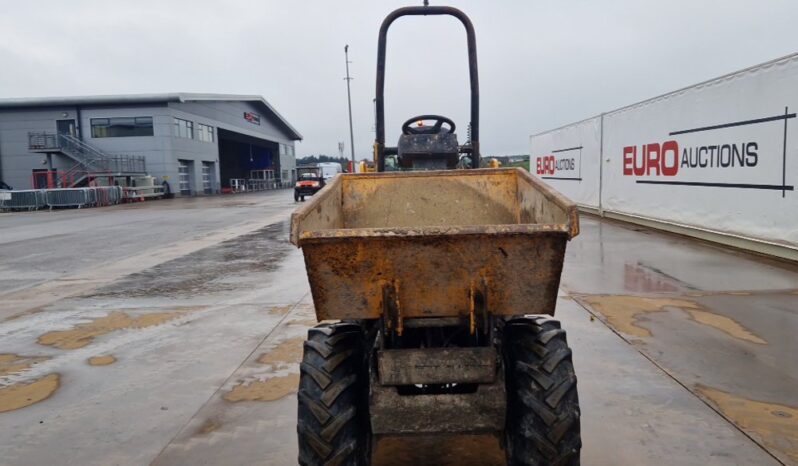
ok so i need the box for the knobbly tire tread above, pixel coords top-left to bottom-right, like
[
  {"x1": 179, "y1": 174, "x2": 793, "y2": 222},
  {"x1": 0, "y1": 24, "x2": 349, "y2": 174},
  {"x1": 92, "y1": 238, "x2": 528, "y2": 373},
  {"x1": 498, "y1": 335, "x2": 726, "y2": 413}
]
[
  {"x1": 504, "y1": 316, "x2": 581, "y2": 466},
  {"x1": 298, "y1": 323, "x2": 367, "y2": 466}
]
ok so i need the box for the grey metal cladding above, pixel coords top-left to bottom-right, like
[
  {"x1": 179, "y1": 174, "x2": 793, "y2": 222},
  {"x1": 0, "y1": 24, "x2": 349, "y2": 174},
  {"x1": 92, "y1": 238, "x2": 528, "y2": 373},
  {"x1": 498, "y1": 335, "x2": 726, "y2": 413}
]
[{"x1": 0, "y1": 93, "x2": 302, "y2": 140}]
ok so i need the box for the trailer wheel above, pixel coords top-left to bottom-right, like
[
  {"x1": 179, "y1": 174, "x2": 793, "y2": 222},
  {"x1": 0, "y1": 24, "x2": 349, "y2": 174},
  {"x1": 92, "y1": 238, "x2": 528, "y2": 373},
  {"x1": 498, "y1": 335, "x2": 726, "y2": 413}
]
[
  {"x1": 298, "y1": 323, "x2": 368, "y2": 466},
  {"x1": 503, "y1": 316, "x2": 581, "y2": 466}
]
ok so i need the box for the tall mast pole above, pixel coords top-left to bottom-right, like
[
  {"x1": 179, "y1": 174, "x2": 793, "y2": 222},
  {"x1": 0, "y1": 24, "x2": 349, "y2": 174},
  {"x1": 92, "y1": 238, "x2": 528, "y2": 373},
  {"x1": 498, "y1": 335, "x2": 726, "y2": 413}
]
[{"x1": 344, "y1": 45, "x2": 356, "y2": 172}]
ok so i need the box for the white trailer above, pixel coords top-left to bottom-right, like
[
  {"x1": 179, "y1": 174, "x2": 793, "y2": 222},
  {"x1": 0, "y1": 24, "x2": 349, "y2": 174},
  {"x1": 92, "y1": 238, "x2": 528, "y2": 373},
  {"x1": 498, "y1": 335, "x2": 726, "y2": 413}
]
[
  {"x1": 530, "y1": 52, "x2": 798, "y2": 260},
  {"x1": 316, "y1": 162, "x2": 343, "y2": 180}
]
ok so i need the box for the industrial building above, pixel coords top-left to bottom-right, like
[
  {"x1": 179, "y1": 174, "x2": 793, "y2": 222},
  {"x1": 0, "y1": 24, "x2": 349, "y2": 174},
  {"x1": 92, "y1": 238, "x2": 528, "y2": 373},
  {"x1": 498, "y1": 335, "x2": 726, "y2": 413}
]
[{"x1": 0, "y1": 93, "x2": 302, "y2": 195}]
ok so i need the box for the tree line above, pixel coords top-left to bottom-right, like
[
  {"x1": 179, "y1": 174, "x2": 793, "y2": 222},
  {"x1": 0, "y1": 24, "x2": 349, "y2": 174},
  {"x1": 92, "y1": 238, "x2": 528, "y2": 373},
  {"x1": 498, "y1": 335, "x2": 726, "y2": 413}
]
[
  {"x1": 296, "y1": 154, "x2": 530, "y2": 171},
  {"x1": 296, "y1": 155, "x2": 350, "y2": 171}
]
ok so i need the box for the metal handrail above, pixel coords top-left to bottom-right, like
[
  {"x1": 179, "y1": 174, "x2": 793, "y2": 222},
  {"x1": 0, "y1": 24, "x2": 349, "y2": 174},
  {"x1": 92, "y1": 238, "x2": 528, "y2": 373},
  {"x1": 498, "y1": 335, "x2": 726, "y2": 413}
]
[
  {"x1": 58, "y1": 134, "x2": 107, "y2": 169},
  {"x1": 62, "y1": 164, "x2": 88, "y2": 187},
  {"x1": 27, "y1": 132, "x2": 146, "y2": 182}
]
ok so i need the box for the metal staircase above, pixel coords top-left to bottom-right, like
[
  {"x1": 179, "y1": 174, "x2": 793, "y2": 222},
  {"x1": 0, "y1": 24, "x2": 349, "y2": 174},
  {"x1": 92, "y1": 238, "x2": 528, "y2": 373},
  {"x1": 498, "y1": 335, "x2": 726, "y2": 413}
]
[{"x1": 28, "y1": 132, "x2": 146, "y2": 187}]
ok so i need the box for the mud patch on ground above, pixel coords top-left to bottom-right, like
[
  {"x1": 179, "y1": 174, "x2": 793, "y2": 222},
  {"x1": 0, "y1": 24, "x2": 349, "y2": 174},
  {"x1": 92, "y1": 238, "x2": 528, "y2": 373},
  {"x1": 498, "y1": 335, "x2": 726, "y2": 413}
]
[
  {"x1": 268, "y1": 305, "x2": 292, "y2": 316},
  {"x1": 88, "y1": 355, "x2": 117, "y2": 366},
  {"x1": 687, "y1": 290, "x2": 754, "y2": 297},
  {"x1": 257, "y1": 337, "x2": 303, "y2": 367},
  {"x1": 577, "y1": 295, "x2": 766, "y2": 344},
  {"x1": 2, "y1": 304, "x2": 50, "y2": 323},
  {"x1": 696, "y1": 385, "x2": 798, "y2": 464},
  {"x1": 196, "y1": 419, "x2": 221, "y2": 436},
  {"x1": 223, "y1": 373, "x2": 300, "y2": 403},
  {"x1": 86, "y1": 222, "x2": 291, "y2": 298},
  {"x1": 0, "y1": 354, "x2": 49, "y2": 377},
  {"x1": 0, "y1": 373, "x2": 60, "y2": 413},
  {"x1": 38, "y1": 311, "x2": 186, "y2": 349},
  {"x1": 372, "y1": 433, "x2": 505, "y2": 466},
  {"x1": 288, "y1": 318, "x2": 318, "y2": 327}
]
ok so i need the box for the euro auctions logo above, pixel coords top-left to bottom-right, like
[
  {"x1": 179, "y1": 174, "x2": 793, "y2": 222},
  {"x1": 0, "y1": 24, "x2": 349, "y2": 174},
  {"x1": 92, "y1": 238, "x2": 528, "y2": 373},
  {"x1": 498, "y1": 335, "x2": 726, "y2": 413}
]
[
  {"x1": 243, "y1": 112, "x2": 261, "y2": 125},
  {"x1": 536, "y1": 155, "x2": 575, "y2": 175},
  {"x1": 622, "y1": 108, "x2": 794, "y2": 196},
  {"x1": 535, "y1": 146, "x2": 582, "y2": 181},
  {"x1": 622, "y1": 141, "x2": 758, "y2": 177}
]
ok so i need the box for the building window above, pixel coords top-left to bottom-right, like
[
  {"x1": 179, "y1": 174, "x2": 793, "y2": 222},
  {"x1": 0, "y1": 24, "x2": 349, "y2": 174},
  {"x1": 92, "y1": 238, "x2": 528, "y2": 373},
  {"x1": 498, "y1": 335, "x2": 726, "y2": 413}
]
[
  {"x1": 197, "y1": 123, "x2": 214, "y2": 143},
  {"x1": 174, "y1": 118, "x2": 194, "y2": 139},
  {"x1": 91, "y1": 117, "x2": 153, "y2": 138}
]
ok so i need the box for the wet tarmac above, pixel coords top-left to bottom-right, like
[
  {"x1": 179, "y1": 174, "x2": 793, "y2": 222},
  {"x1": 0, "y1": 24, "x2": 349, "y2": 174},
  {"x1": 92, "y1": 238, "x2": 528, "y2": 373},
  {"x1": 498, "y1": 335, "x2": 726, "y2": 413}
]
[
  {"x1": 0, "y1": 193, "x2": 795, "y2": 465},
  {"x1": 563, "y1": 216, "x2": 798, "y2": 465}
]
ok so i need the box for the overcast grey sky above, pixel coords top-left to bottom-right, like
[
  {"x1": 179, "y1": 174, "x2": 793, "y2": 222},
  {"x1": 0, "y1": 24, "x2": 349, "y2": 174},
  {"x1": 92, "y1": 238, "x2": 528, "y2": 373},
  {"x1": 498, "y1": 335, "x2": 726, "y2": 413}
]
[{"x1": 1, "y1": 1, "x2": 796, "y2": 158}]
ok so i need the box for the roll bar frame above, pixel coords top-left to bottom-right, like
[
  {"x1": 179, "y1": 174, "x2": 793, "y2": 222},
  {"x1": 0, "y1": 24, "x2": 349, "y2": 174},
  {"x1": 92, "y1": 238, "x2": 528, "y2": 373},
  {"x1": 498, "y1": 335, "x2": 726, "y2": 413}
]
[{"x1": 374, "y1": 5, "x2": 480, "y2": 171}]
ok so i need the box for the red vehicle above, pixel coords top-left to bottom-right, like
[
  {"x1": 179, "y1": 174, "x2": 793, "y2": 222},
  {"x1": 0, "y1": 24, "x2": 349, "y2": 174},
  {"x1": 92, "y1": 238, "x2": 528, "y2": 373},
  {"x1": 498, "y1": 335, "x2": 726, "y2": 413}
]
[{"x1": 293, "y1": 166, "x2": 325, "y2": 202}]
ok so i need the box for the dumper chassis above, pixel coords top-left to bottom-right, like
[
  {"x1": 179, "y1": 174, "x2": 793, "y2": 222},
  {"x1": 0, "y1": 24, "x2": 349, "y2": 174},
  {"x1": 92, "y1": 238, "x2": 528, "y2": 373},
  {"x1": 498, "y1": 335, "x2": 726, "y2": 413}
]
[{"x1": 292, "y1": 4, "x2": 581, "y2": 465}]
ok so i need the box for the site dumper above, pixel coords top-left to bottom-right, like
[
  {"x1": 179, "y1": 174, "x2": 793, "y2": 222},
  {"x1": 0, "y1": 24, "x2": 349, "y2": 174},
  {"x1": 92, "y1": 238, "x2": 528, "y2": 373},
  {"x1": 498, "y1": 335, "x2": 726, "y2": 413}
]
[
  {"x1": 291, "y1": 5, "x2": 581, "y2": 466},
  {"x1": 295, "y1": 166, "x2": 326, "y2": 202}
]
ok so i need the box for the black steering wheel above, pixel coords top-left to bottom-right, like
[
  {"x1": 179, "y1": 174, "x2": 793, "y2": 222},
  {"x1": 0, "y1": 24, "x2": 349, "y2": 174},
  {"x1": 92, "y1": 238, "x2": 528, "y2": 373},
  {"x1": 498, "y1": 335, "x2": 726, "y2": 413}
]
[{"x1": 402, "y1": 115, "x2": 456, "y2": 135}]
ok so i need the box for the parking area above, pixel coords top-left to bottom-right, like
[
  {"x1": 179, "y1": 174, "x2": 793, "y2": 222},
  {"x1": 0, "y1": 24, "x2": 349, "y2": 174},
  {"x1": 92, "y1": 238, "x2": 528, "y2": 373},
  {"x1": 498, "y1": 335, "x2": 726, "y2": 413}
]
[{"x1": 0, "y1": 192, "x2": 795, "y2": 465}]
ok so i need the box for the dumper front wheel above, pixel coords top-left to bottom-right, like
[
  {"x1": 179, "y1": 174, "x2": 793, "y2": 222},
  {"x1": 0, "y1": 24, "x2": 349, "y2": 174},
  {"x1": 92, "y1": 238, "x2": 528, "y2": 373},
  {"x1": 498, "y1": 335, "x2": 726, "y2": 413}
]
[
  {"x1": 503, "y1": 316, "x2": 581, "y2": 466},
  {"x1": 297, "y1": 322, "x2": 368, "y2": 466}
]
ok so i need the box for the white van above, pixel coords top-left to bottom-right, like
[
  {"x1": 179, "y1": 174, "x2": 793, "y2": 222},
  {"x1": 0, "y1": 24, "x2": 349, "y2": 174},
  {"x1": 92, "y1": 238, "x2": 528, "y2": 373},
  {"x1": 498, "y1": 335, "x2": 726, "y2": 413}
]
[{"x1": 316, "y1": 162, "x2": 343, "y2": 180}]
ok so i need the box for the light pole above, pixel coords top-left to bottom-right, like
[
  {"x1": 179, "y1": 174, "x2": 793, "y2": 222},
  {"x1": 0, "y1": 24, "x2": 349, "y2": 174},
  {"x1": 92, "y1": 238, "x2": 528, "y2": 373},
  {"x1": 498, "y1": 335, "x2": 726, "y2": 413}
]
[{"x1": 344, "y1": 45, "x2": 356, "y2": 172}]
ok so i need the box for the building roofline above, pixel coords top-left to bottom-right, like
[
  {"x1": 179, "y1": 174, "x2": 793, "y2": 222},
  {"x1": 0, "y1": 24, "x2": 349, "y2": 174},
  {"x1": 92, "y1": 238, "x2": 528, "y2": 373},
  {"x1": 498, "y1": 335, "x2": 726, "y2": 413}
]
[{"x1": 0, "y1": 92, "x2": 303, "y2": 140}]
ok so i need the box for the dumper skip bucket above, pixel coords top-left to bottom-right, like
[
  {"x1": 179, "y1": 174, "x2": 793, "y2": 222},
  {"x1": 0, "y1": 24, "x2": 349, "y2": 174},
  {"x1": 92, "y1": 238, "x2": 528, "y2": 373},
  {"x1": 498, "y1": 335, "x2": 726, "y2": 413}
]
[{"x1": 290, "y1": 168, "x2": 579, "y2": 321}]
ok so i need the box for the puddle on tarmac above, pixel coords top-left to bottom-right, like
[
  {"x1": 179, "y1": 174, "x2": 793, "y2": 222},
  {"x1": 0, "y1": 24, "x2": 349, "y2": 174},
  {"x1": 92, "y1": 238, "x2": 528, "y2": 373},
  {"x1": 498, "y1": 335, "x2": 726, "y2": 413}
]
[
  {"x1": 577, "y1": 295, "x2": 766, "y2": 344},
  {"x1": 268, "y1": 305, "x2": 292, "y2": 316},
  {"x1": 0, "y1": 354, "x2": 50, "y2": 377},
  {"x1": 223, "y1": 373, "x2": 300, "y2": 403},
  {"x1": 37, "y1": 310, "x2": 186, "y2": 349},
  {"x1": 696, "y1": 385, "x2": 798, "y2": 464},
  {"x1": 87, "y1": 355, "x2": 117, "y2": 366},
  {"x1": 257, "y1": 337, "x2": 304, "y2": 367},
  {"x1": 623, "y1": 263, "x2": 685, "y2": 293},
  {"x1": 0, "y1": 373, "x2": 60, "y2": 413}
]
